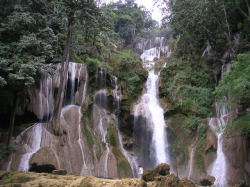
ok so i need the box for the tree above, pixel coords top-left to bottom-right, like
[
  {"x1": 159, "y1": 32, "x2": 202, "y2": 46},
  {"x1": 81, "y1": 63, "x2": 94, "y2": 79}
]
[
  {"x1": 103, "y1": 0, "x2": 155, "y2": 45},
  {"x1": 158, "y1": 0, "x2": 249, "y2": 60},
  {"x1": 52, "y1": 0, "x2": 107, "y2": 135},
  {"x1": 0, "y1": 0, "x2": 59, "y2": 145}
]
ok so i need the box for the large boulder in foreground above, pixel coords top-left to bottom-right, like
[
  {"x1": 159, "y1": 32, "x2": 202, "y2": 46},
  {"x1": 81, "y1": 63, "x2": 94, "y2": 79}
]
[
  {"x1": 142, "y1": 163, "x2": 170, "y2": 181},
  {"x1": 155, "y1": 163, "x2": 170, "y2": 176}
]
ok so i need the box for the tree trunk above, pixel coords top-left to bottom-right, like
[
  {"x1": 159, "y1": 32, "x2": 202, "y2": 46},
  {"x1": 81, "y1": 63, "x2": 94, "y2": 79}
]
[
  {"x1": 7, "y1": 94, "x2": 17, "y2": 146},
  {"x1": 52, "y1": 21, "x2": 73, "y2": 135}
]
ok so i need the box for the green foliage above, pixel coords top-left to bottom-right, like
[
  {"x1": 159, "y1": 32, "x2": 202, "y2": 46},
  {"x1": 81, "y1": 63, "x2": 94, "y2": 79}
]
[
  {"x1": 0, "y1": 145, "x2": 16, "y2": 162},
  {"x1": 215, "y1": 53, "x2": 250, "y2": 107},
  {"x1": 224, "y1": 113, "x2": 250, "y2": 137},
  {"x1": 160, "y1": 57, "x2": 214, "y2": 118},
  {"x1": 103, "y1": 0, "x2": 157, "y2": 45},
  {"x1": 110, "y1": 50, "x2": 147, "y2": 109},
  {"x1": 164, "y1": 0, "x2": 250, "y2": 59},
  {"x1": 185, "y1": 115, "x2": 202, "y2": 131},
  {"x1": 198, "y1": 123, "x2": 207, "y2": 139}
]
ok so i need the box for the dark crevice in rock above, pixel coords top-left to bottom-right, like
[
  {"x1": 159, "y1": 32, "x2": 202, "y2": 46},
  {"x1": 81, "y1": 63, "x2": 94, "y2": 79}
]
[
  {"x1": 29, "y1": 164, "x2": 56, "y2": 173},
  {"x1": 200, "y1": 179, "x2": 212, "y2": 186}
]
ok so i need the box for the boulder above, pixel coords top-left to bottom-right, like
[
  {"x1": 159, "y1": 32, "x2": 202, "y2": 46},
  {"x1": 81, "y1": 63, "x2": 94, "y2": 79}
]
[
  {"x1": 142, "y1": 169, "x2": 158, "y2": 181},
  {"x1": 52, "y1": 170, "x2": 67, "y2": 175},
  {"x1": 154, "y1": 163, "x2": 170, "y2": 176},
  {"x1": 142, "y1": 163, "x2": 171, "y2": 181}
]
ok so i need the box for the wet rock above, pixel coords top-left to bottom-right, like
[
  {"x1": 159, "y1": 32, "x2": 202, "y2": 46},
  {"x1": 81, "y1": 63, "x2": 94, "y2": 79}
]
[
  {"x1": 204, "y1": 123, "x2": 217, "y2": 171},
  {"x1": 29, "y1": 147, "x2": 59, "y2": 172},
  {"x1": 154, "y1": 163, "x2": 170, "y2": 176},
  {"x1": 52, "y1": 170, "x2": 67, "y2": 175},
  {"x1": 223, "y1": 133, "x2": 248, "y2": 185}
]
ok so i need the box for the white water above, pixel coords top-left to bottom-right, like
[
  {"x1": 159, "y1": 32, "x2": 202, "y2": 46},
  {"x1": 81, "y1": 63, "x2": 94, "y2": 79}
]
[
  {"x1": 134, "y1": 38, "x2": 170, "y2": 168},
  {"x1": 187, "y1": 132, "x2": 199, "y2": 180},
  {"x1": 36, "y1": 77, "x2": 54, "y2": 121},
  {"x1": 208, "y1": 63, "x2": 233, "y2": 187},
  {"x1": 69, "y1": 62, "x2": 77, "y2": 103},
  {"x1": 208, "y1": 118, "x2": 227, "y2": 187},
  {"x1": 77, "y1": 107, "x2": 88, "y2": 175},
  {"x1": 17, "y1": 123, "x2": 42, "y2": 171}
]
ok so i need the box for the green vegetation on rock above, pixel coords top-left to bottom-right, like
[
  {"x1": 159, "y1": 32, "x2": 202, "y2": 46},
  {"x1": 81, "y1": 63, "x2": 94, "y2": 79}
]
[
  {"x1": 160, "y1": 56, "x2": 214, "y2": 119},
  {"x1": 83, "y1": 124, "x2": 94, "y2": 149}
]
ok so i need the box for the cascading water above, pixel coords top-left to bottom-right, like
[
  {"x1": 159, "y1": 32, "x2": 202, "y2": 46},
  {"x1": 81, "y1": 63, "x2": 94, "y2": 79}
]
[
  {"x1": 111, "y1": 76, "x2": 138, "y2": 177},
  {"x1": 208, "y1": 63, "x2": 234, "y2": 187},
  {"x1": 69, "y1": 62, "x2": 77, "y2": 103},
  {"x1": 6, "y1": 62, "x2": 89, "y2": 174},
  {"x1": 134, "y1": 37, "x2": 171, "y2": 170},
  {"x1": 17, "y1": 123, "x2": 42, "y2": 172},
  {"x1": 187, "y1": 132, "x2": 199, "y2": 180}
]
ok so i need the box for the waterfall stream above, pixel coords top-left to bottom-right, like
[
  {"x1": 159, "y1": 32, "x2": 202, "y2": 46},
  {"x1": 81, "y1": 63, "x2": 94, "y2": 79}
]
[
  {"x1": 134, "y1": 37, "x2": 171, "y2": 169},
  {"x1": 208, "y1": 63, "x2": 233, "y2": 187},
  {"x1": 187, "y1": 132, "x2": 199, "y2": 180}
]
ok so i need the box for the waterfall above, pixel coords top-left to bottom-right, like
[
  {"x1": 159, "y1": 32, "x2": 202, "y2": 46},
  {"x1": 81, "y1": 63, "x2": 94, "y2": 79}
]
[
  {"x1": 187, "y1": 132, "x2": 199, "y2": 180},
  {"x1": 17, "y1": 123, "x2": 42, "y2": 172},
  {"x1": 6, "y1": 62, "x2": 88, "y2": 174},
  {"x1": 133, "y1": 37, "x2": 171, "y2": 170},
  {"x1": 69, "y1": 62, "x2": 77, "y2": 103},
  {"x1": 78, "y1": 107, "x2": 88, "y2": 175},
  {"x1": 208, "y1": 63, "x2": 234, "y2": 187},
  {"x1": 111, "y1": 76, "x2": 138, "y2": 177}
]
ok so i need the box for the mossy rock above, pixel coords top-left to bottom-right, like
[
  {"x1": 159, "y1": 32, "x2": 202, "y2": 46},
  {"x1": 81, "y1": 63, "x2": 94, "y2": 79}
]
[
  {"x1": 154, "y1": 163, "x2": 170, "y2": 176},
  {"x1": 52, "y1": 170, "x2": 67, "y2": 175},
  {"x1": 142, "y1": 169, "x2": 158, "y2": 181},
  {"x1": 0, "y1": 171, "x2": 33, "y2": 185}
]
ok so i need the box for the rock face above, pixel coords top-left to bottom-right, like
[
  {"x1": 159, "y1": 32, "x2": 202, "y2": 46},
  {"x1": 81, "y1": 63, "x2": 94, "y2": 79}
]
[
  {"x1": 223, "y1": 133, "x2": 249, "y2": 185},
  {"x1": 0, "y1": 63, "x2": 134, "y2": 180},
  {"x1": 29, "y1": 147, "x2": 59, "y2": 172},
  {"x1": 203, "y1": 124, "x2": 217, "y2": 172}
]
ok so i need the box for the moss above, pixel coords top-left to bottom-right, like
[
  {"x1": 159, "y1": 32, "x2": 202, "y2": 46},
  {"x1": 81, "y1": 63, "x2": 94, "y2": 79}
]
[
  {"x1": 167, "y1": 114, "x2": 193, "y2": 166},
  {"x1": 0, "y1": 145, "x2": 16, "y2": 163},
  {"x1": 106, "y1": 124, "x2": 117, "y2": 147},
  {"x1": 112, "y1": 147, "x2": 132, "y2": 178},
  {"x1": 0, "y1": 171, "x2": 33, "y2": 184},
  {"x1": 194, "y1": 137, "x2": 205, "y2": 171},
  {"x1": 82, "y1": 124, "x2": 94, "y2": 149}
]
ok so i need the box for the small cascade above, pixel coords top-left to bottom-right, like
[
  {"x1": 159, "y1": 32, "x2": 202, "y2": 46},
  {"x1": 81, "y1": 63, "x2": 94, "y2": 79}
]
[
  {"x1": 111, "y1": 76, "x2": 138, "y2": 177},
  {"x1": 94, "y1": 89, "x2": 110, "y2": 178},
  {"x1": 28, "y1": 76, "x2": 54, "y2": 122},
  {"x1": 100, "y1": 115, "x2": 110, "y2": 178},
  {"x1": 208, "y1": 62, "x2": 235, "y2": 187},
  {"x1": 187, "y1": 132, "x2": 199, "y2": 180},
  {"x1": 6, "y1": 62, "x2": 88, "y2": 174},
  {"x1": 133, "y1": 37, "x2": 171, "y2": 170},
  {"x1": 17, "y1": 123, "x2": 42, "y2": 171},
  {"x1": 77, "y1": 107, "x2": 88, "y2": 175},
  {"x1": 111, "y1": 76, "x2": 120, "y2": 109},
  {"x1": 208, "y1": 118, "x2": 227, "y2": 187},
  {"x1": 69, "y1": 62, "x2": 77, "y2": 103}
]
